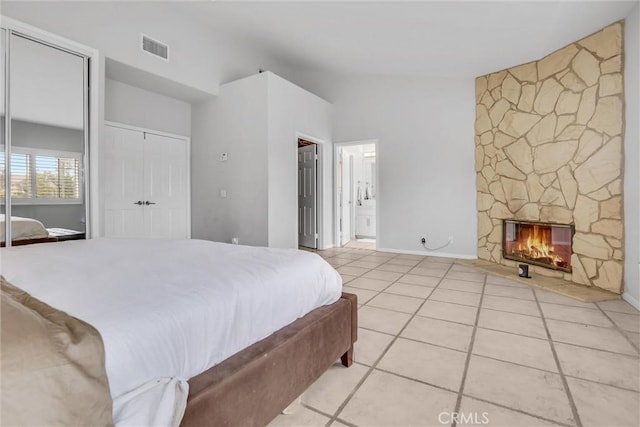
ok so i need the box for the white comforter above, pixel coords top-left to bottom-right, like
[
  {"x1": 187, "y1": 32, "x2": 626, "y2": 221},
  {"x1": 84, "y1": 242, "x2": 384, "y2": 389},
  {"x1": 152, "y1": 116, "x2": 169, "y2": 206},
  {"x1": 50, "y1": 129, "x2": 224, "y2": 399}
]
[
  {"x1": 0, "y1": 238, "x2": 342, "y2": 426},
  {"x1": 0, "y1": 214, "x2": 49, "y2": 241}
]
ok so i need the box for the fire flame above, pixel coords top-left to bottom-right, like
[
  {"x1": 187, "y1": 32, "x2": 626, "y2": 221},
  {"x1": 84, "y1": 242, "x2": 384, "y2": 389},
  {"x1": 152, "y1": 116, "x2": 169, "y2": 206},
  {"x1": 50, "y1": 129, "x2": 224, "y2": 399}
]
[{"x1": 514, "y1": 226, "x2": 566, "y2": 267}]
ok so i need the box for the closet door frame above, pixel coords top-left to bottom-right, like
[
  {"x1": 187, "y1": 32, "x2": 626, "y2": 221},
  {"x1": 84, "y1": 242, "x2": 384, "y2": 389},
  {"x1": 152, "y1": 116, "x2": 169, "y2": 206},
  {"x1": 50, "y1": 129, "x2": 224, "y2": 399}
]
[
  {"x1": 104, "y1": 121, "x2": 191, "y2": 238},
  {"x1": 0, "y1": 16, "x2": 100, "y2": 243}
]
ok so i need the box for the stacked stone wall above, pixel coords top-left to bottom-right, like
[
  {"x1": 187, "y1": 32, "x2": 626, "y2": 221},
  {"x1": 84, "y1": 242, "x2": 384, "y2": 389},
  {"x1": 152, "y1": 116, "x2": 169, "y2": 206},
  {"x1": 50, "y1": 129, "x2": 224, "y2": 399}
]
[{"x1": 474, "y1": 22, "x2": 625, "y2": 293}]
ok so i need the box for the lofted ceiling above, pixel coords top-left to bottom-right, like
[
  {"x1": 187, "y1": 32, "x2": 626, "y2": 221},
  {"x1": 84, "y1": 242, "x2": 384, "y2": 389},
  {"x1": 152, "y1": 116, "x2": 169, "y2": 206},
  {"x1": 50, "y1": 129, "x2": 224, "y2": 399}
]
[{"x1": 179, "y1": 1, "x2": 637, "y2": 78}]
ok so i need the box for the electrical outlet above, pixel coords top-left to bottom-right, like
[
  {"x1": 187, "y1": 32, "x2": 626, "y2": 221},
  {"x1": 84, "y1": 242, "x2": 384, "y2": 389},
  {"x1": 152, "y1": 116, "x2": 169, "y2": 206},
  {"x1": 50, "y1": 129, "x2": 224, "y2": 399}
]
[
  {"x1": 220, "y1": 153, "x2": 228, "y2": 162},
  {"x1": 420, "y1": 237, "x2": 426, "y2": 244},
  {"x1": 231, "y1": 237, "x2": 239, "y2": 245}
]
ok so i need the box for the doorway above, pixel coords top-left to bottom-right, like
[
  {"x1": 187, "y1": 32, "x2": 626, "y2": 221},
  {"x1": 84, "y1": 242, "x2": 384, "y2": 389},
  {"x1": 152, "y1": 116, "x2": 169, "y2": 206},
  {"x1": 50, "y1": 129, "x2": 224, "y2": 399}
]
[
  {"x1": 335, "y1": 141, "x2": 377, "y2": 250},
  {"x1": 298, "y1": 139, "x2": 317, "y2": 249}
]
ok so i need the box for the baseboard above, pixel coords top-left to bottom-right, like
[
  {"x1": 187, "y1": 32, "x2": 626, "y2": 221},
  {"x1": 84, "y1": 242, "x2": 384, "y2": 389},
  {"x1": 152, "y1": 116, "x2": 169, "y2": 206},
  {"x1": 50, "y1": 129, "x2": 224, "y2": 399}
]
[
  {"x1": 376, "y1": 247, "x2": 477, "y2": 260},
  {"x1": 622, "y1": 292, "x2": 640, "y2": 310}
]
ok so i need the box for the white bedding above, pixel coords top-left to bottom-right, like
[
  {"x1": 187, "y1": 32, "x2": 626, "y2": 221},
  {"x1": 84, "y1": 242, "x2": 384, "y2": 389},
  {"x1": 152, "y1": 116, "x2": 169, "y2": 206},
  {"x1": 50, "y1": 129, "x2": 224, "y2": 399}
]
[
  {"x1": 0, "y1": 238, "x2": 342, "y2": 426},
  {"x1": 0, "y1": 214, "x2": 49, "y2": 241}
]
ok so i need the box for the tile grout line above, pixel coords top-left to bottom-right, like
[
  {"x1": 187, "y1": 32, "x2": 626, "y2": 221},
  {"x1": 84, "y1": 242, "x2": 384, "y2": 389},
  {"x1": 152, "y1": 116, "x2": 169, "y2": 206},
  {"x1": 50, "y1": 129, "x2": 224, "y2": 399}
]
[
  {"x1": 360, "y1": 364, "x2": 461, "y2": 396},
  {"x1": 539, "y1": 337, "x2": 638, "y2": 359},
  {"x1": 560, "y1": 374, "x2": 640, "y2": 395},
  {"x1": 451, "y1": 273, "x2": 486, "y2": 427},
  {"x1": 533, "y1": 290, "x2": 583, "y2": 427},
  {"x1": 594, "y1": 302, "x2": 640, "y2": 354},
  {"x1": 300, "y1": 403, "x2": 337, "y2": 423},
  {"x1": 324, "y1": 261, "x2": 457, "y2": 426},
  {"x1": 537, "y1": 299, "x2": 604, "y2": 310},
  {"x1": 381, "y1": 287, "x2": 444, "y2": 299}
]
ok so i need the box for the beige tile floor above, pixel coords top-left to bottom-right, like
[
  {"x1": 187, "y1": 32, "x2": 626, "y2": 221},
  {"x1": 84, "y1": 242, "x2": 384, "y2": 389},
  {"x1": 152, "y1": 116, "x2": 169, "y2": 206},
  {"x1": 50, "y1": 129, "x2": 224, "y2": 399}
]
[
  {"x1": 271, "y1": 247, "x2": 640, "y2": 427},
  {"x1": 343, "y1": 239, "x2": 377, "y2": 250}
]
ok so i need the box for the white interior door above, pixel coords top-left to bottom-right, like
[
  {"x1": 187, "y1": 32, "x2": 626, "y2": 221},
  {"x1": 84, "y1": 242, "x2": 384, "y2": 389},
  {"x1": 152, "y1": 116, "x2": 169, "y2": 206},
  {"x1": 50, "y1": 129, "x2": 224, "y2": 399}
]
[
  {"x1": 298, "y1": 144, "x2": 317, "y2": 248},
  {"x1": 103, "y1": 126, "x2": 145, "y2": 237},
  {"x1": 143, "y1": 133, "x2": 188, "y2": 239},
  {"x1": 104, "y1": 125, "x2": 188, "y2": 239},
  {"x1": 340, "y1": 150, "x2": 353, "y2": 246}
]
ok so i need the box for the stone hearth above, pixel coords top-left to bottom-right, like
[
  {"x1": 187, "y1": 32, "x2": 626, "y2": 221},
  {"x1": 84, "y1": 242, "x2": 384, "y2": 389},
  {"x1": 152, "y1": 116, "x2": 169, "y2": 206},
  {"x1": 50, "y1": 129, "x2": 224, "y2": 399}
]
[
  {"x1": 474, "y1": 21, "x2": 625, "y2": 294},
  {"x1": 461, "y1": 259, "x2": 620, "y2": 303}
]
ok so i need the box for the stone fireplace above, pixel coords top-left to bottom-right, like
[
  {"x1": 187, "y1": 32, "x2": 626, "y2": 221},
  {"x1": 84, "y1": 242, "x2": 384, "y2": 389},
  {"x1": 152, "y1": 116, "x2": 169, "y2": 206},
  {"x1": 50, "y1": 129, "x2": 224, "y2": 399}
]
[{"x1": 474, "y1": 21, "x2": 625, "y2": 294}]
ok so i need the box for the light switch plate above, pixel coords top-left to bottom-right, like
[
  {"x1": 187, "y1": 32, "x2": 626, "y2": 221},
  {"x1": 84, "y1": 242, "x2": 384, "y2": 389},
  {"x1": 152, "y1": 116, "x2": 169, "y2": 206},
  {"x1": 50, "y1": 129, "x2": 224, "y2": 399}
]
[{"x1": 220, "y1": 189, "x2": 227, "y2": 198}]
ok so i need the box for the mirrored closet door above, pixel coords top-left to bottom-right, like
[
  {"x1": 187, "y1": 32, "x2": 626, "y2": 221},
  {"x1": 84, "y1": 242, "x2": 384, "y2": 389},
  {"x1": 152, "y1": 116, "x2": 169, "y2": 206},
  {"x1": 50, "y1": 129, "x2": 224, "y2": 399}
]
[
  {"x1": 1, "y1": 28, "x2": 89, "y2": 247},
  {"x1": 1, "y1": 28, "x2": 6, "y2": 239}
]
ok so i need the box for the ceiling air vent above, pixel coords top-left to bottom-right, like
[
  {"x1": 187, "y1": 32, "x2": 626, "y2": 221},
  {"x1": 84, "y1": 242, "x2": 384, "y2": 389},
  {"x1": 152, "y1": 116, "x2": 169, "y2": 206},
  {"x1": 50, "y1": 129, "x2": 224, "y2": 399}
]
[{"x1": 141, "y1": 34, "x2": 169, "y2": 61}]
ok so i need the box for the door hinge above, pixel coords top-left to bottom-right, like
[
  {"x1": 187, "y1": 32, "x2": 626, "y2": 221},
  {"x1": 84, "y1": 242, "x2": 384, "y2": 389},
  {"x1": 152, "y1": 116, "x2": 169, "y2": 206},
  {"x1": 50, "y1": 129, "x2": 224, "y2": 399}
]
[
  {"x1": 315, "y1": 233, "x2": 319, "y2": 239},
  {"x1": 315, "y1": 154, "x2": 318, "y2": 160}
]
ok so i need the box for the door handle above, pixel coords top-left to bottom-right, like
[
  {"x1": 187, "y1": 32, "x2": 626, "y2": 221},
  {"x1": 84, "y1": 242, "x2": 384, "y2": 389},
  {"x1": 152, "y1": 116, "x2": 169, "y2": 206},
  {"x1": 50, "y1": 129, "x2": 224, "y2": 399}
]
[
  {"x1": 134, "y1": 201, "x2": 143, "y2": 205},
  {"x1": 144, "y1": 201, "x2": 157, "y2": 205}
]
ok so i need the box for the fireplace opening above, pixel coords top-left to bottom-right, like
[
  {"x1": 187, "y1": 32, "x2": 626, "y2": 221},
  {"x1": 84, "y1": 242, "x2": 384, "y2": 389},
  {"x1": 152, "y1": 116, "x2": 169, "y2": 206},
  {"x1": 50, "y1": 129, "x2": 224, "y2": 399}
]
[{"x1": 503, "y1": 220, "x2": 574, "y2": 273}]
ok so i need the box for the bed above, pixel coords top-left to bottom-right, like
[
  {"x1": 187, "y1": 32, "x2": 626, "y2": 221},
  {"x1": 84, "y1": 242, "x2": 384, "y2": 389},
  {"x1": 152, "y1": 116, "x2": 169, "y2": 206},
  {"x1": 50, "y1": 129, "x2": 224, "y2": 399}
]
[
  {"x1": 0, "y1": 214, "x2": 58, "y2": 246},
  {"x1": 0, "y1": 238, "x2": 357, "y2": 426}
]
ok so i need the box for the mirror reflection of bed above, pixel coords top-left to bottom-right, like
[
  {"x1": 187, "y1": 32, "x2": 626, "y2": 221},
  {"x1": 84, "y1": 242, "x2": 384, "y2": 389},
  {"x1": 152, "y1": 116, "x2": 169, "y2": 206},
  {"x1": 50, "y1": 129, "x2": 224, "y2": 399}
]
[{"x1": 0, "y1": 214, "x2": 85, "y2": 247}]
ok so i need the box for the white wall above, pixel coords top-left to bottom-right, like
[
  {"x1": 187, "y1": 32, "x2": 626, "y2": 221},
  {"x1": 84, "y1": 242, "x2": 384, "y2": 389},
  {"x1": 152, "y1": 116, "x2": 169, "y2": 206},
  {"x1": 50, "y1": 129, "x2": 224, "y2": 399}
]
[
  {"x1": 624, "y1": 3, "x2": 640, "y2": 309},
  {"x1": 105, "y1": 79, "x2": 191, "y2": 137},
  {"x1": 191, "y1": 74, "x2": 269, "y2": 246},
  {"x1": 296, "y1": 73, "x2": 477, "y2": 257},
  {"x1": 11, "y1": 120, "x2": 83, "y2": 153},
  {"x1": 191, "y1": 72, "x2": 333, "y2": 249},
  {"x1": 267, "y1": 73, "x2": 333, "y2": 249}
]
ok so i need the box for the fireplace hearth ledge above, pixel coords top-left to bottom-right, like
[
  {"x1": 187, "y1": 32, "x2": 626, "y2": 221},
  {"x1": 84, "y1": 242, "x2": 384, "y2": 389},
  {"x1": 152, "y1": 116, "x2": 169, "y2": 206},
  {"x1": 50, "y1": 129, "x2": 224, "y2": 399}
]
[{"x1": 461, "y1": 259, "x2": 620, "y2": 303}]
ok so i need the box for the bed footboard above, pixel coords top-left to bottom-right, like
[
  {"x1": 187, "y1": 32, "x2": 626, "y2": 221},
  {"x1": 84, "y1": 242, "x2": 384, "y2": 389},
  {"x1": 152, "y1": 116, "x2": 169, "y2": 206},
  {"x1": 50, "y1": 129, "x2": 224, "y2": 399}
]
[
  {"x1": 0, "y1": 236, "x2": 58, "y2": 247},
  {"x1": 182, "y1": 292, "x2": 357, "y2": 427},
  {"x1": 340, "y1": 292, "x2": 358, "y2": 367}
]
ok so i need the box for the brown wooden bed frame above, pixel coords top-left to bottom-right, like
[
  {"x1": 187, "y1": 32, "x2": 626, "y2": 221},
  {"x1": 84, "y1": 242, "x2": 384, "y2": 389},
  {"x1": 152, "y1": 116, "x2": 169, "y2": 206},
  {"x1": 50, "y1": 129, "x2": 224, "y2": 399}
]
[
  {"x1": 181, "y1": 292, "x2": 358, "y2": 427},
  {"x1": 0, "y1": 236, "x2": 58, "y2": 247}
]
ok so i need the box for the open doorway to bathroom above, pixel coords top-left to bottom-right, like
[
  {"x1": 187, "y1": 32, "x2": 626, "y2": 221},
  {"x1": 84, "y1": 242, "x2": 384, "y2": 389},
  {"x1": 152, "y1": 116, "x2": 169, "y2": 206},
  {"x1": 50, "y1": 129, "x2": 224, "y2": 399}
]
[{"x1": 335, "y1": 141, "x2": 377, "y2": 250}]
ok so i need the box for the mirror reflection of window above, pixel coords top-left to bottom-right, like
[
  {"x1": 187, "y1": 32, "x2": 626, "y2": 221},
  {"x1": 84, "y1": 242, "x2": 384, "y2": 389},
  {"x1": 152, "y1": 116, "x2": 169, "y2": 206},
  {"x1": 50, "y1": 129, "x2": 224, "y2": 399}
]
[{"x1": 35, "y1": 154, "x2": 81, "y2": 200}]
